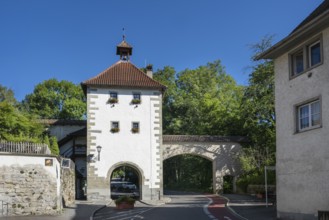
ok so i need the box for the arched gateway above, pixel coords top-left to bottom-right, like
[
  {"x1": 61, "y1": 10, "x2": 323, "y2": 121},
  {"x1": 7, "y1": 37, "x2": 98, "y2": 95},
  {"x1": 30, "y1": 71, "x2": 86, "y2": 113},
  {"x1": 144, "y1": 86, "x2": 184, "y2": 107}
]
[
  {"x1": 163, "y1": 135, "x2": 246, "y2": 194},
  {"x1": 74, "y1": 37, "x2": 246, "y2": 201}
]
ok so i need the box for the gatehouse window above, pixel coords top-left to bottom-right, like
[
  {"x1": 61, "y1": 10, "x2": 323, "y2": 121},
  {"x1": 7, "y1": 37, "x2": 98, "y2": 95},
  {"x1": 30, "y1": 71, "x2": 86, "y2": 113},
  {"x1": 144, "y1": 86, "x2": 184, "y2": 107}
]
[
  {"x1": 131, "y1": 122, "x2": 140, "y2": 133},
  {"x1": 108, "y1": 92, "x2": 118, "y2": 104},
  {"x1": 132, "y1": 93, "x2": 141, "y2": 105},
  {"x1": 111, "y1": 121, "x2": 120, "y2": 133}
]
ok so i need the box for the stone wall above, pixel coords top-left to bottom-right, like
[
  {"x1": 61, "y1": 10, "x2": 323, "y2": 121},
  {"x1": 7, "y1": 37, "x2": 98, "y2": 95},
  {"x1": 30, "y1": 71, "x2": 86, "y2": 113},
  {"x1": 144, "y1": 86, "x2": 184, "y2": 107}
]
[
  {"x1": 0, "y1": 164, "x2": 60, "y2": 216},
  {"x1": 61, "y1": 162, "x2": 75, "y2": 207}
]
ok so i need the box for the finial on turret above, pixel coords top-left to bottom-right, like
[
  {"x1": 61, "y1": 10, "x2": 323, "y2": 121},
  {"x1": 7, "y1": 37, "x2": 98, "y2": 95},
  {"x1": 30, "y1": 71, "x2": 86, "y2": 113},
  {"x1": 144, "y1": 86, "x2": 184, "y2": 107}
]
[
  {"x1": 116, "y1": 28, "x2": 133, "y2": 61},
  {"x1": 122, "y1": 28, "x2": 126, "y2": 41}
]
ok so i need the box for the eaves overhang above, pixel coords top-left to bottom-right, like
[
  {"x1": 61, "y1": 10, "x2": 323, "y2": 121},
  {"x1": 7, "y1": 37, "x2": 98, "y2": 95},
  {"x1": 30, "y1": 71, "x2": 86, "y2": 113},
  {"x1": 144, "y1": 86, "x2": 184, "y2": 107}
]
[{"x1": 256, "y1": 9, "x2": 329, "y2": 60}]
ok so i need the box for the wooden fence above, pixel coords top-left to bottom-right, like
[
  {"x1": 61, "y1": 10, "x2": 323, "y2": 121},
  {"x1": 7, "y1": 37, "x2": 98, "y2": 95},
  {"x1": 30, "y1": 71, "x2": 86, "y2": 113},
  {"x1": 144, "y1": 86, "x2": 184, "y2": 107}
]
[{"x1": 0, "y1": 141, "x2": 51, "y2": 155}]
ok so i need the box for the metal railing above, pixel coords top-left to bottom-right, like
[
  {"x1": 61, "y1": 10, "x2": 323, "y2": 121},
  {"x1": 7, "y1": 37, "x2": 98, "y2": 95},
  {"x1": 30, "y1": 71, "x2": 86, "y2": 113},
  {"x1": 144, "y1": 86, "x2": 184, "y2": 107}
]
[
  {"x1": 0, "y1": 141, "x2": 51, "y2": 155},
  {"x1": 0, "y1": 200, "x2": 9, "y2": 216}
]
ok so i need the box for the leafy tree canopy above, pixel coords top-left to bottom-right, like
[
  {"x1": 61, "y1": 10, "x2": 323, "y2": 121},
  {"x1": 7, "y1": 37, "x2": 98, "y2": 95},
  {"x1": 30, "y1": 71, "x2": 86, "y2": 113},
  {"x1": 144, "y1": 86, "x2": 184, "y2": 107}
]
[
  {"x1": 237, "y1": 36, "x2": 276, "y2": 189},
  {"x1": 154, "y1": 60, "x2": 243, "y2": 135},
  {"x1": 0, "y1": 84, "x2": 17, "y2": 106},
  {"x1": 23, "y1": 78, "x2": 86, "y2": 119},
  {"x1": 0, "y1": 101, "x2": 44, "y2": 142}
]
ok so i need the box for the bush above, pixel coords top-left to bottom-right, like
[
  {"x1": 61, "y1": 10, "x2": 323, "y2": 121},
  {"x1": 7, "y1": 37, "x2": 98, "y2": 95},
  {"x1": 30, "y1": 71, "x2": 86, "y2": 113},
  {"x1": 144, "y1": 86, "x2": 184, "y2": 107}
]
[
  {"x1": 49, "y1": 136, "x2": 59, "y2": 155},
  {"x1": 115, "y1": 196, "x2": 135, "y2": 205}
]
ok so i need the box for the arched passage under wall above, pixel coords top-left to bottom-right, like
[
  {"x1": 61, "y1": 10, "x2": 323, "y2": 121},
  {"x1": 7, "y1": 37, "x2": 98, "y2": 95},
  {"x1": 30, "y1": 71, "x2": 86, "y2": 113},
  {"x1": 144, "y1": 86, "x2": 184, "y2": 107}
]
[
  {"x1": 162, "y1": 135, "x2": 245, "y2": 193},
  {"x1": 163, "y1": 153, "x2": 213, "y2": 192},
  {"x1": 106, "y1": 162, "x2": 144, "y2": 200}
]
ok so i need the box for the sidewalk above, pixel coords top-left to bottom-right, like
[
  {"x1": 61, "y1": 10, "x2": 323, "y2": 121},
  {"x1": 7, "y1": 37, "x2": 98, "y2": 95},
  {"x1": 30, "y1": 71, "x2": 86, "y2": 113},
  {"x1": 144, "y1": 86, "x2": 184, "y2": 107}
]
[
  {"x1": 222, "y1": 194, "x2": 277, "y2": 220},
  {"x1": 1, "y1": 200, "x2": 106, "y2": 220}
]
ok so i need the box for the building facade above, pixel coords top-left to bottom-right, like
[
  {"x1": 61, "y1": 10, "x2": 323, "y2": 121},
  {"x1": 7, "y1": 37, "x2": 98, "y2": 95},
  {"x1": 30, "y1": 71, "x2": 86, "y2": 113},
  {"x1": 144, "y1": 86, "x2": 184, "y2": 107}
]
[
  {"x1": 47, "y1": 38, "x2": 245, "y2": 202},
  {"x1": 258, "y1": 1, "x2": 329, "y2": 219},
  {"x1": 81, "y1": 38, "x2": 166, "y2": 200}
]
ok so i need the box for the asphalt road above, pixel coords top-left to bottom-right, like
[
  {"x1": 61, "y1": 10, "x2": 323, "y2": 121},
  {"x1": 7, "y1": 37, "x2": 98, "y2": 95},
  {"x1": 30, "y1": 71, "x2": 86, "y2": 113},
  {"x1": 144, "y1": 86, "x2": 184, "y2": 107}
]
[
  {"x1": 94, "y1": 191, "x2": 241, "y2": 220},
  {"x1": 2, "y1": 192, "x2": 242, "y2": 220}
]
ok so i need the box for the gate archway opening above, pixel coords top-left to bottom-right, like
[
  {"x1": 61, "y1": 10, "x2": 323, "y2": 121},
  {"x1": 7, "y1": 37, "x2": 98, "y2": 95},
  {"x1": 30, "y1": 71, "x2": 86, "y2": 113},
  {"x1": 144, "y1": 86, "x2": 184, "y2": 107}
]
[
  {"x1": 163, "y1": 154, "x2": 213, "y2": 193},
  {"x1": 223, "y1": 175, "x2": 234, "y2": 194},
  {"x1": 110, "y1": 165, "x2": 141, "y2": 200}
]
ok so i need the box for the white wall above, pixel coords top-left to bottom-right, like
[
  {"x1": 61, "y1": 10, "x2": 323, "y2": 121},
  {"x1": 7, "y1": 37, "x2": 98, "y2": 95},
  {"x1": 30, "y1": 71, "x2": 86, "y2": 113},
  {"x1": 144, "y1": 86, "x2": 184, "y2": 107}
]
[
  {"x1": 48, "y1": 125, "x2": 85, "y2": 141},
  {"x1": 275, "y1": 27, "x2": 329, "y2": 218},
  {"x1": 87, "y1": 87, "x2": 162, "y2": 196}
]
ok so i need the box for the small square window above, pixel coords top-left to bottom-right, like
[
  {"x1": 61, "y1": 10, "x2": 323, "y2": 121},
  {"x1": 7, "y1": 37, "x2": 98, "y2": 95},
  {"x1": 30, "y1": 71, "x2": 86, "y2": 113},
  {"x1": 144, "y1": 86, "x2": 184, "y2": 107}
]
[
  {"x1": 111, "y1": 121, "x2": 120, "y2": 133},
  {"x1": 133, "y1": 93, "x2": 141, "y2": 100},
  {"x1": 132, "y1": 93, "x2": 141, "y2": 105},
  {"x1": 132, "y1": 122, "x2": 139, "y2": 133},
  {"x1": 110, "y1": 92, "x2": 118, "y2": 99},
  {"x1": 108, "y1": 92, "x2": 118, "y2": 104},
  {"x1": 297, "y1": 100, "x2": 321, "y2": 132}
]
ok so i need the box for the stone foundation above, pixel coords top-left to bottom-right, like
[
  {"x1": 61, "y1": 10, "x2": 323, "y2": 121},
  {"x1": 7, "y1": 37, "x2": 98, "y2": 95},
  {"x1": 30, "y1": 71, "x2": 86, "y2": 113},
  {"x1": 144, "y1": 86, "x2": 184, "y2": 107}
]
[
  {"x1": 0, "y1": 164, "x2": 60, "y2": 216},
  {"x1": 61, "y1": 166, "x2": 75, "y2": 207}
]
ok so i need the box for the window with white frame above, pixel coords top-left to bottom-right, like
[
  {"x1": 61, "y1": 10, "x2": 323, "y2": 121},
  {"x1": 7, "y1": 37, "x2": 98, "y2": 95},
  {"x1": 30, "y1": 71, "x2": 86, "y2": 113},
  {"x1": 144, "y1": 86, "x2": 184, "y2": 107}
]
[
  {"x1": 290, "y1": 37, "x2": 322, "y2": 78},
  {"x1": 297, "y1": 99, "x2": 321, "y2": 131}
]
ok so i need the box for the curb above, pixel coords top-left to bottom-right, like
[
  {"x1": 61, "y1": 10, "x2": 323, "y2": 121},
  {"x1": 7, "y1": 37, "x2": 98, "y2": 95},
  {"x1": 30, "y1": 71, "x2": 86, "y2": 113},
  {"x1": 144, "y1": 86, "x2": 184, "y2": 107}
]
[
  {"x1": 89, "y1": 203, "x2": 108, "y2": 220},
  {"x1": 203, "y1": 196, "x2": 218, "y2": 220},
  {"x1": 220, "y1": 195, "x2": 248, "y2": 220},
  {"x1": 138, "y1": 197, "x2": 171, "y2": 206}
]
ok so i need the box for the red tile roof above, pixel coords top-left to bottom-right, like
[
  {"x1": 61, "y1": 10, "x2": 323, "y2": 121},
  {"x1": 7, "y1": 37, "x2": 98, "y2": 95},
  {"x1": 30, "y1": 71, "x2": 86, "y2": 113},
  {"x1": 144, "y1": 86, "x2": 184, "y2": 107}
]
[{"x1": 81, "y1": 60, "x2": 166, "y2": 92}]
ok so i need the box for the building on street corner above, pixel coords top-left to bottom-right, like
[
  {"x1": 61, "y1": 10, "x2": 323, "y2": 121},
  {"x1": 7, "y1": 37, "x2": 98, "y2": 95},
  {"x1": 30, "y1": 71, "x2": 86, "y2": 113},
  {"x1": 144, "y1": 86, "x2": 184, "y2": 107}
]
[{"x1": 258, "y1": 1, "x2": 329, "y2": 219}]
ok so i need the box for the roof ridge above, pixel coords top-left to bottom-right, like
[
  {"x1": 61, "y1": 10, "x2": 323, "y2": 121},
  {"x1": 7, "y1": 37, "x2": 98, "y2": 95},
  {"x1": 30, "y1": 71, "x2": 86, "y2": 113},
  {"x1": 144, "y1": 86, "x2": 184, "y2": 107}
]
[
  {"x1": 82, "y1": 60, "x2": 123, "y2": 84},
  {"x1": 290, "y1": 0, "x2": 329, "y2": 34},
  {"x1": 81, "y1": 60, "x2": 166, "y2": 92}
]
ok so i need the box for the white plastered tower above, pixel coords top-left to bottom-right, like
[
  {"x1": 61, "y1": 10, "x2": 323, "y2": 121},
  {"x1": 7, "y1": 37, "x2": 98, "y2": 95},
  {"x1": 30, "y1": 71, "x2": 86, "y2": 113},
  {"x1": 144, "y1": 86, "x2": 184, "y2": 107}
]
[{"x1": 81, "y1": 37, "x2": 166, "y2": 201}]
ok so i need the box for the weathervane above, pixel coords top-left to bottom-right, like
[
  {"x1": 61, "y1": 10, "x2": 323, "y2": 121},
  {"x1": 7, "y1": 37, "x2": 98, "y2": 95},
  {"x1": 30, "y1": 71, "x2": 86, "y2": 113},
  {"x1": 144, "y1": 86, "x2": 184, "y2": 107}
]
[{"x1": 122, "y1": 28, "x2": 126, "y2": 41}]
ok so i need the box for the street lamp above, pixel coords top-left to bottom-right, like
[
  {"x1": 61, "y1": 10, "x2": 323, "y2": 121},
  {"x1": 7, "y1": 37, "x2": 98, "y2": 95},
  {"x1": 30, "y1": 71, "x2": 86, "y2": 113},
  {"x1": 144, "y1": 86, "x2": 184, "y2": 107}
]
[{"x1": 96, "y1": 145, "x2": 102, "y2": 161}]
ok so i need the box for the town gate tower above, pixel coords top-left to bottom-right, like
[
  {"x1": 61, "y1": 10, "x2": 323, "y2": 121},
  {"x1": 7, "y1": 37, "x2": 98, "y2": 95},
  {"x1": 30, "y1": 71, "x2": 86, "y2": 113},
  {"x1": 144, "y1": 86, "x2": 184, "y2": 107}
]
[{"x1": 81, "y1": 37, "x2": 166, "y2": 201}]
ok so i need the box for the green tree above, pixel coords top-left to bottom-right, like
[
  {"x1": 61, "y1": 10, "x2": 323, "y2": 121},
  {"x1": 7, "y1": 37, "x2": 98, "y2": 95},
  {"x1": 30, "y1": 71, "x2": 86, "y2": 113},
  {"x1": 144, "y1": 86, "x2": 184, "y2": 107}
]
[
  {"x1": 153, "y1": 66, "x2": 178, "y2": 134},
  {"x1": 0, "y1": 84, "x2": 17, "y2": 106},
  {"x1": 173, "y1": 60, "x2": 243, "y2": 135},
  {"x1": 43, "y1": 135, "x2": 50, "y2": 148},
  {"x1": 163, "y1": 154, "x2": 212, "y2": 192},
  {"x1": 0, "y1": 101, "x2": 44, "y2": 142},
  {"x1": 23, "y1": 78, "x2": 86, "y2": 119},
  {"x1": 241, "y1": 61, "x2": 275, "y2": 169},
  {"x1": 237, "y1": 37, "x2": 276, "y2": 189},
  {"x1": 154, "y1": 61, "x2": 244, "y2": 135},
  {"x1": 49, "y1": 136, "x2": 59, "y2": 155}
]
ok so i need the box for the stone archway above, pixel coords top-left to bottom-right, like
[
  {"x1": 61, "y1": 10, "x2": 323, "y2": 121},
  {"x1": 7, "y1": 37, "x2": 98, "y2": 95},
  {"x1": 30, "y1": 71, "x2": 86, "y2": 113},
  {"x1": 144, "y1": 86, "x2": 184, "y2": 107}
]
[
  {"x1": 106, "y1": 162, "x2": 145, "y2": 200},
  {"x1": 162, "y1": 135, "x2": 244, "y2": 193}
]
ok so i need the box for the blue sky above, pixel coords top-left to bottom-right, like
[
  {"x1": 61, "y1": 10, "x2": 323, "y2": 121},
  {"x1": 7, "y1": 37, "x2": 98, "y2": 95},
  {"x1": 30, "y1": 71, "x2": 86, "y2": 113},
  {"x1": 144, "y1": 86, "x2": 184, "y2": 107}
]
[{"x1": 0, "y1": 0, "x2": 323, "y2": 101}]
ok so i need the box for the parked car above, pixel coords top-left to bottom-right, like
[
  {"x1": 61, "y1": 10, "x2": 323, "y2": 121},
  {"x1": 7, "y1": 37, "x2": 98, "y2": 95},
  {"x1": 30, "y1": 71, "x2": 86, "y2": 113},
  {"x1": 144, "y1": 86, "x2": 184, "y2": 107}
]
[{"x1": 123, "y1": 182, "x2": 137, "y2": 190}]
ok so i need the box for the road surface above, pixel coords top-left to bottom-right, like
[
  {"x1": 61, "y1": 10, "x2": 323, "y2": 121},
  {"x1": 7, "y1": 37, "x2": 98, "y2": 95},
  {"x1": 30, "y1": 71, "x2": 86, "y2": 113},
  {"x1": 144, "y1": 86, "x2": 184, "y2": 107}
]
[{"x1": 94, "y1": 191, "x2": 241, "y2": 220}]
